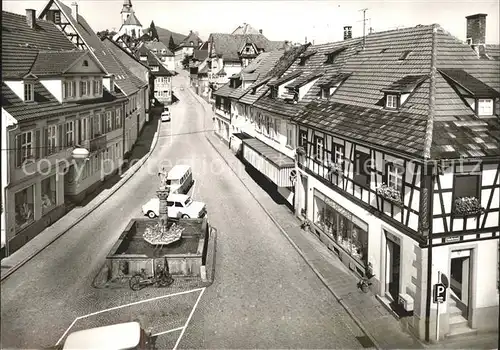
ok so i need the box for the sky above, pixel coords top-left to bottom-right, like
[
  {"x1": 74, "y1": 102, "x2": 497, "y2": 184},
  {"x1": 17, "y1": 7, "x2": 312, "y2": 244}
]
[{"x1": 3, "y1": 0, "x2": 499, "y2": 45}]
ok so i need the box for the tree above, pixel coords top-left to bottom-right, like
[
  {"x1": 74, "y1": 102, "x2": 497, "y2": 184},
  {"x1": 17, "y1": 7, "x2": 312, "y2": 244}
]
[
  {"x1": 168, "y1": 35, "x2": 177, "y2": 53},
  {"x1": 181, "y1": 54, "x2": 190, "y2": 69},
  {"x1": 149, "y1": 21, "x2": 159, "y2": 41}
]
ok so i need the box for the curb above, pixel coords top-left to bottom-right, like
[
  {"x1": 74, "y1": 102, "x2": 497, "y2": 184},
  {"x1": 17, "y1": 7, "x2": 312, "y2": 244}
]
[
  {"x1": 188, "y1": 88, "x2": 382, "y2": 350},
  {"x1": 1, "y1": 120, "x2": 162, "y2": 282}
]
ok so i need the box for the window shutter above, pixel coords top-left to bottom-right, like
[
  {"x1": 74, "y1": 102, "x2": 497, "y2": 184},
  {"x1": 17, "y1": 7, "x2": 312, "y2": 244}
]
[
  {"x1": 76, "y1": 119, "x2": 81, "y2": 145},
  {"x1": 43, "y1": 128, "x2": 49, "y2": 156},
  {"x1": 101, "y1": 114, "x2": 106, "y2": 134},
  {"x1": 62, "y1": 123, "x2": 67, "y2": 148},
  {"x1": 112, "y1": 110, "x2": 116, "y2": 130},
  {"x1": 58, "y1": 125, "x2": 63, "y2": 151},
  {"x1": 90, "y1": 116, "x2": 94, "y2": 138},
  {"x1": 35, "y1": 129, "x2": 41, "y2": 159},
  {"x1": 16, "y1": 135, "x2": 22, "y2": 167}
]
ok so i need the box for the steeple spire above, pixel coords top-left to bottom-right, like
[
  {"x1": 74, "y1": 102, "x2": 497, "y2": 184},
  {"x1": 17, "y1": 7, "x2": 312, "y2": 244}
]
[{"x1": 121, "y1": 0, "x2": 132, "y2": 14}]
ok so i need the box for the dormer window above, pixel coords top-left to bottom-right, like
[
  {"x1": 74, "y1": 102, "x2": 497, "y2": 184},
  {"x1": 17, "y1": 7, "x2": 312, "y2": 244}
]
[
  {"x1": 386, "y1": 94, "x2": 398, "y2": 109},
  {"x1": 324, "y1": 47, "x2": 347, "y2": 64},
  {"x1": 477, "y1": 98, "x2": 494, "y2": 115},
  {"x1": 398, "y1": 50, "x2": 412, "y2": 60},
  {"x1": 24, "y1": 82, "x2": 34, "y2": 102},
  {"x1": 82, "y1": 60, "x2": 89, "y2": 67},
  {"x1": 321, "y1": 87, "x2": 331, "y2": 99},
  {"x1": 271, "y1": 87, "x2": 278, "y2": 99}
]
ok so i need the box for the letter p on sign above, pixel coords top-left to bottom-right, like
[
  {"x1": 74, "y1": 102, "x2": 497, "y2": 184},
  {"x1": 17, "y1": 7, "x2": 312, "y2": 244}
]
[{"x1": 433, "y1": 283, "x2": 447, "y2": 303}]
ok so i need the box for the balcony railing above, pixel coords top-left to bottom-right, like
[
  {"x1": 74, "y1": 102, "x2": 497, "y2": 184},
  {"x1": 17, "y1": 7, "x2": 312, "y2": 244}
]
[{"x1": 90, "y1": 134, "x2": 107, "y2": 152}]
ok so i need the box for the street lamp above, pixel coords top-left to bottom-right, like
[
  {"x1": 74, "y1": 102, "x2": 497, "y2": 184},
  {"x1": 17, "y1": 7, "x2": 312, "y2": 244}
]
[{"x1": 71, "y1": 146, "x2": 90, "y2": 161}]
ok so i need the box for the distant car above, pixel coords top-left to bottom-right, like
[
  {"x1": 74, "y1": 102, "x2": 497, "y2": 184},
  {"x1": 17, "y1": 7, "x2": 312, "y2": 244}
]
[
  {"x1": 161, "y1": 110, "x2": 170, "y2": 122},
  {"x1": 142, "y1": 194, "x2": 207, "y2": 219}
]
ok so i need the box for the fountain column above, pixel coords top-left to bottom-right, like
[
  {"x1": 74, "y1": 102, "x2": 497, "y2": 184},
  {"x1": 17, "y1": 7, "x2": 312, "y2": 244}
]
[{"x1": 157, "y1": 188, "x2": 170, "y2": 230}]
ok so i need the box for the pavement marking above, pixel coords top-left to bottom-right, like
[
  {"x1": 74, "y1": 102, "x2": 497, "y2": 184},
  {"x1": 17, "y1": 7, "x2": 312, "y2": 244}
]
[
  {"x1": 55, "y1": 288, "x2": 204, "y2": 346},
  {"x1": 173, "y1": 287, "x2": 205, "y2": 350},
  {"x1": 152, "y1": 326, "x2": 184, "y2": 337}
]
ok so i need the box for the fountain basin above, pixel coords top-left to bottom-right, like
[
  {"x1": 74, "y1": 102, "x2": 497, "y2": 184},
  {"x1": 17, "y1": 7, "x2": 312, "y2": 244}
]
[{"x1": 105, "y1": 217, "x2": 209, "y2": 280}]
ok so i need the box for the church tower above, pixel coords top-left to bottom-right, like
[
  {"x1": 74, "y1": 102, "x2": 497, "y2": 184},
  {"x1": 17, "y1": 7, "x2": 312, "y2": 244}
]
[{"x1": 121, "y1": 0, "x2": 133, "y2": 24}]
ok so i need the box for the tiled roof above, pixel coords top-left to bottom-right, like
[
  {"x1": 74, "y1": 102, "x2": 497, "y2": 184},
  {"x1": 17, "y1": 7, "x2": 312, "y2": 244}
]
[
  {"x1": 178, "y1": 31, "x2": 202, "y2": 48},
  {"x1": 209, "y1": 33, "x2": 284, "y2": 61},
  {"x1": 380, "y1": 75, "x2": 428, "y2": 94},
  {"x1": 103, "y1": 40, "x2": 152, "y2": 84},
  {"x1": 293, "y1": 100, "x2": 429, "y2": 157},
  {"x1": 1, "y1": 11, "x2": 76, "y2": 79},
  {"x1": 285, "y1": 24, "x2": 500, "y2": 160},
  {"x1": 192, "y1": 49, "x2": 209, "y2": 61},
  {"x1": 317, "y1": 73, "x2": 352, "y2": 87},
  {"x1": 42, "y1": 0, "x2": 143, "y2": 96},
  {"x1": 284, "y1": 72, "x2": 323, "y2": 89},
  {"x1": 239, "y1": 45, "x2": 309, "y2": 105},
  {"x1": 144, "y1": 41, "x2": 174, "y2": 56},
  {"x1": 2, "y1": 81, "x2": 126, "y2": 122},
  {"x1": 485, "y1": 44, "x2": 500, "y2": 60},
  {"x1": 268, "y1": 71, "x2": 302, "y2": 87},
  {"x1": 123, "y1": 11, "x2": 142, "y2": 26},
  {"x1": 30, "y1": 50, "x2": 88, "y2": 76},
  {"x1": 133, "y1": 44, "x2": 172, "y2": 76},
  {"x1": 232, "y1": 23, "x2": 261, "y2": 35},
  {"x1": 213, "y1": 83, "x2": 233, "y2": 98}
]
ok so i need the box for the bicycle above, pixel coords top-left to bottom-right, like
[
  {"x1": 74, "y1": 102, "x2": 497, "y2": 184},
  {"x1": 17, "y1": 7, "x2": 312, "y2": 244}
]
[{"x1": 129, "y1": 265, "x2": 174, "y2": 291}]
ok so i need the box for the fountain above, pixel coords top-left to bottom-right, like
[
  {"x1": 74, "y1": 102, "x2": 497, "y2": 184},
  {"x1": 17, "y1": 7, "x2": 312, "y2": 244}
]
[{"x1": 98, "y1": 167, "x2": 212, "y2": 286}]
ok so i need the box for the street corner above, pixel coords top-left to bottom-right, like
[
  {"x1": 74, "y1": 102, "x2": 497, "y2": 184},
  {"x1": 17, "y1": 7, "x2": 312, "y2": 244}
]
[{"x1": 55, "y1": 288, "x2": 205, "y2": 349}]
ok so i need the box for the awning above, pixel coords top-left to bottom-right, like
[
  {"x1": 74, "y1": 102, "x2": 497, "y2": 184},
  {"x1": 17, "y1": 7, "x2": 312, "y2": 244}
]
[{"x1": 242, "y1": 137, "x2": 296, "y2": 187}]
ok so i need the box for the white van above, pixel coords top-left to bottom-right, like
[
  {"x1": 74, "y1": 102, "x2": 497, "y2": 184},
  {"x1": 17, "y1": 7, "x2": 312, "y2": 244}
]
[
  {"x1": 142, "y1": 193, "x2": 207, "y2": 219},
  {"x1": 166, "y1": 165, "x2": 193, "y2": 194},
  {"x1": 62, "y1": 322, "x2": 152, "y2": 349}
]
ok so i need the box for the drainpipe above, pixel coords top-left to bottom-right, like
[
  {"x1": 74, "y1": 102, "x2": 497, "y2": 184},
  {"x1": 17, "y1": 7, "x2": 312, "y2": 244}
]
[
  {"x1": 2, "y1": 121, "x2": 20, "y2": 257},
  {"x1": 423, "y1": 24, "x2": 438, "y2": 343}
]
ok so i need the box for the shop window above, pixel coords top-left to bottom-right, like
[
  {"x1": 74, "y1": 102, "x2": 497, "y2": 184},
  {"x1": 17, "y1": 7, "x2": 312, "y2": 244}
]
[
  {"x1": 354, "y1": 151, "x2": 371, "y2": 188},
  {"x1": 41, "y1": 176, "x2": 56, "y2": 215},
  {"x1": 15, "y1": 185, "x2": 34, "y2": 231},
  {"x1": 314, "y1": 190, "x2": 368, "y2": 265}
]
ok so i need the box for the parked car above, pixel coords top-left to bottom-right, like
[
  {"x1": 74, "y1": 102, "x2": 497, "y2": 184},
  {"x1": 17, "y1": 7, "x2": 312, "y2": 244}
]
[
  {"x1": 161, "y1": 110, "x2": 170, "y2": 122},
  {"x1": 142, "y1": 194, "x2": 206, "y2": 219}
]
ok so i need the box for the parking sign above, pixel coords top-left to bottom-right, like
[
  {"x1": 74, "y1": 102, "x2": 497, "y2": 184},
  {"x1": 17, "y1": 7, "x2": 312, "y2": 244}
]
[{"x1": 433, "y1": 283, "x2": 447, "y2": 303}]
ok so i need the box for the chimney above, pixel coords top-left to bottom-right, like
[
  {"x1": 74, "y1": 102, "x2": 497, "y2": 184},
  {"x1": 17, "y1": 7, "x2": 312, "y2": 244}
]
[
  {"x1": 466, "y1": 14, "x2": 487, "y2": 46},
  {"x1": 71, "y1": 2, "x2": 78, "y2": 21},
  {"x1": 343, "y1": 26, "x2": 352, "y2": 40},
  {"x1": 283, "y1": 40, "x2": 291, "y2": 52},
  {"x1": 26, "y1": 9, "x2": 36, "y2": 28},
  {"x1": 259, "y1": 29, "x2": 263, "y2": 34}
]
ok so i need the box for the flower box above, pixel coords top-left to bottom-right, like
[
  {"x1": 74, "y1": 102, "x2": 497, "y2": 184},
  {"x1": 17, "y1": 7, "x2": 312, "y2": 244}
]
[
  {"x1": 453, "y1": 197, "x2": 484, "y2": 216},
  {"x1": 328, "y1": 162, "x2": 343, "y2": 175},
  {"x1": 376, "y1": 183, "x2": 403, "y2": 206}
]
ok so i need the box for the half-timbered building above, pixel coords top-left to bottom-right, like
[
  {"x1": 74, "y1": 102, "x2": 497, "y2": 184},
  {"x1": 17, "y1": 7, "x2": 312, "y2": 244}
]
[
  {"x1": 292, "y1": 16, "x2": 499, "y2": 341},
  {"x1": 1, "y1": 10, "x2": 127, "y2": 255}
]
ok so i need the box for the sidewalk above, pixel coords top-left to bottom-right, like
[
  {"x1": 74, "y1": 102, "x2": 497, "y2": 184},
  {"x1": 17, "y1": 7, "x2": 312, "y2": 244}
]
[
  {"x1": 1, "y1": 112, "x2": 162, "y2": 281},
  {"x1": 190, "y1": 89, "x2": 498, "y2": 350}
]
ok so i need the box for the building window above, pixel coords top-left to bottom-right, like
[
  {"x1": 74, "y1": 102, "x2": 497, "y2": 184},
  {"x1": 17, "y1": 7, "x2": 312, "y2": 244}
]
[
  {"x1": 270, "y1": 87, "x2": 278, "y2": 99},
  {"x1": 41, "y1": 175, "x2": 57, "y2": 215},
  {"x1": 15, "y1": 185, "x2": 35, "y2": 231},
  {"x1": 264, "y1": 115, "x2": 272, "y2": 136},
  {"x1": 314, "y1": 190, "x2": 368, "y2": 265},
  {"x1": 86, "y1": 80, "x2": 91, "y2": 95},
  {"x1": 116, "y1": 109, "x2": 122, "y2": 128},
  {"x1": 54, "y1": 11, "x2": 61, "y2": 24},
  {"x1": 453, "y1": 174, "x2": 480, "y2": 213},
  {"x1": 71, "y1": 81, "x2": 76, "y2": 97},
  {"x1": 386, "y1": 163, "x2": 404, "y2": 193},
  {"x1": 106, "y1": 112, "x2": 113, "y2": 132},
  {"x1": 65, "y1": 121, "x2": 75, "y2": 146},
  {"x1": 386, "y1": 94, "x2": 398, "y2": 109},
  {"x1": 354, "y1": 151, "x2": 371, "y2": 188},
  {"x1": 83, "y1": 60, "x2": 89, "y2": 67},
  {"x1": 286, "y1": 123, "x2": 294, "y2": 148},
  {"x1": 332, "y1": 143, "x2": 344, "y2": 165},
  {"x1": 45, "y1": 125, "x2": 57, "y2": 156},
  {"x1": 24, "y1": 82, "x2": 34, "y2": 102},
  {"x1": 313, "y1": 135, "x2": 324, "y2": 161},
  {"x1": 298, "y1": 129, "x2": 308, "y2": 149},
  {"x1": 80, "y1": 81, "x2": 87, "y2": 96},
  {"x1": 16, "y1": 131, "x2": 33, "y2": 167},
  {"x1": 477, "y1": 99, "x2": 494, "y2": 116},
  {"x1": 79, "y1": 118, "x2": 88, "y2": 142},
  {"x1": 93, "y1": 114, "x2": 101, "y2": 137},
  {"x1": 273, "y1": 118, "x2": 280, "y2": 140}
]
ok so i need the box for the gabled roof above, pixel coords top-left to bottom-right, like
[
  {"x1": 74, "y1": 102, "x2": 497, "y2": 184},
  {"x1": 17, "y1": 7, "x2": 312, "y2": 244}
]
[
  {"x1": 134, "y1": 45, "x2": 172, "y2": 76},
  {"x1": 268, "y1": 71, "x2": 302, "y2": 87},
  {"x1": 30, "y1": 50, "x2": 104, "y2": 76},
  {"x1": 144, "y1": 41, "x2": 174, "y2": 56},
  {"x1": 232, "y1": 23, "x2": 261, "y2": 35},
  {"x1": 284, "y1": 72, "x2": 323, "y2": 90},
  {"x1": 39, "y1": 0, "x2": 143, "y2": 96},
  {"x1": 123, "y1": 11, "x2": 142, "y2": 26},
  {"x1": 208, "y1": 33, "x2": 284, "y2": 61},
  {"x1": 192, "y1": 49, "x2": 209, "y2": 61},
  {"x1": 1, "y1": 11, "x2": 76, "y2": 79},
  {"x1": 317, "y1": 73, "x2": 352, "y2": 87},
  {"x1": 177, "y1": 30, "x2": 202, "y2": 48},
  {"x1": 485, "y1": 44, "x2": 500, "y2": 60}
]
